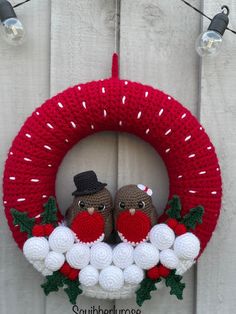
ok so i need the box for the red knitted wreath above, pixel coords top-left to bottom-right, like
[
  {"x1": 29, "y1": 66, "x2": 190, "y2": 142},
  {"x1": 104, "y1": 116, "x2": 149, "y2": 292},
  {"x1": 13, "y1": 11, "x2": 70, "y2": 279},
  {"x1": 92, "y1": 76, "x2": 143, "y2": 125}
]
[{"x1": 3, "y1": 55, "x2": 222, "y2": 258}]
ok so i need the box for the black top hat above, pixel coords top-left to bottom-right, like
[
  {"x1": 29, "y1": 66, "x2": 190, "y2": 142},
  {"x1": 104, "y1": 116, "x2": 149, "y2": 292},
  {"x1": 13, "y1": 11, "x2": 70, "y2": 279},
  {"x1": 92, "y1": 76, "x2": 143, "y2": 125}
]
[{"x1": 72, "y1": 170, "x2": 107, "y2": 196}]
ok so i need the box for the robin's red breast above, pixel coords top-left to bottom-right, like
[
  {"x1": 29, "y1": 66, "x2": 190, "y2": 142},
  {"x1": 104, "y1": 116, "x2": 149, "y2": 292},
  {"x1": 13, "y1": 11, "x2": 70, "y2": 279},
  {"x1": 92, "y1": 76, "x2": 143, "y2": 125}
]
[{"x1": 114, "y1": 184, "x2": 157, "y2": 245}]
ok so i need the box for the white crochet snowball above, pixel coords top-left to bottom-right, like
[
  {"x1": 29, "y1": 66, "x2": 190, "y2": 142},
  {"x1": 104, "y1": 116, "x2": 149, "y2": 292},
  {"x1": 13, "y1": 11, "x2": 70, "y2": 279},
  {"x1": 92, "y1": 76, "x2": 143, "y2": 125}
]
[
  {"x1": 66, "y1": 243, "x2": 90, "y2": 269},
  {"x1": 33, "y1": 260, "x2": 46, "y2": 272},
  {"x1": 123, "y1": 265, "x2": 144, "y2": 285},
  {"x1": 134, "y1": 243, "x2": 159, "y2": 269},
  {"x1": 99, "y1": 266, "x2": 124, "y2": 291},
  {"x1": 42, "y1": 268, "x2": 53, "y2": 276},
  {"x1": 150, "y1": 223, "x2": 175, "y2": 250},
  {"x1": 159, "y1": 249, "x2": 179, "y2": 269},
  {"x1": 45, "y1": 251, "x2": 65, "y2": 271},
  {"x1": 49, "y1": 226, "x2": 75, "y2": 253},
  {"x1": 176, "y1": 259, "x2": 195, "y2": 275},
  {"x1": 90, "y1": 242, "x2": 113, "y2": 269},
  {"x1": 23, "y1": 237, "x2": 49, "y2": 261},
  {"x1": 174, "y1": 233, "x2": 200, "y2": 260},
  {"x1": 79, "y1": 265, "x2": 99, "y2": 287},
  {"x1": 113, "y1": 243, "x2": 134, "y2": 269}
]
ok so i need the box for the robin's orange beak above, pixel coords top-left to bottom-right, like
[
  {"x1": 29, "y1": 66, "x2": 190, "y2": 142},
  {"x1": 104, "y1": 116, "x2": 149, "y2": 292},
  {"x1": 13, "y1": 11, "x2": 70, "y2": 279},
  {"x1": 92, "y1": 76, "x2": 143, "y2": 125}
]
[
  {"x1": 129, "y1": 208, "x2": 136, "y2": 215},
  {"x1": 87, "y1": 207, "x2": 95, "y2": 215}
]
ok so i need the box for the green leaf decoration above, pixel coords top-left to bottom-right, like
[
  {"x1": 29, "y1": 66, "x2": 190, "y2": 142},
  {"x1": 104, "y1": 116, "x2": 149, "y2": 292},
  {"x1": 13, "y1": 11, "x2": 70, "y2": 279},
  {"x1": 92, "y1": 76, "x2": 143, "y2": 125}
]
[
  {"x1": 10, "y1": 208, "x2": 35, "y2": 237},
  {"x1": 41, "y1": 197, "x2": 58, "y2": 225},
  {"x1": 166, "y1": 195, "x2": 182, "y2": 220},
  {"x1": 41, "y1": 271, "x2": 65, "y2": 295},
  {"x1": 182, "y1": 206, "x2": 204, "y2": 230},
  {"x1": 136, "y1": 278, "x2": 161, "y2": 307},
  {"x1": 64, "y1": 278, "x2": 82, "y2": 305},
  {"x1": 165, "y1": 270, "x2": 185, "y2": 300},
  {"x1": 41, "y1": 271, "x2": 82, "y2": 304}
]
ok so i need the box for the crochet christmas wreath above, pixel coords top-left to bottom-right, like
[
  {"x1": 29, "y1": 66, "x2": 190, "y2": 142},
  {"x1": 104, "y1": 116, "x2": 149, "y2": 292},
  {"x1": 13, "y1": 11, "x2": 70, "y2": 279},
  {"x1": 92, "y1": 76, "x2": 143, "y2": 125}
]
[{"x1": 3, "y1": 54, "x2": 222, "y2": 305}]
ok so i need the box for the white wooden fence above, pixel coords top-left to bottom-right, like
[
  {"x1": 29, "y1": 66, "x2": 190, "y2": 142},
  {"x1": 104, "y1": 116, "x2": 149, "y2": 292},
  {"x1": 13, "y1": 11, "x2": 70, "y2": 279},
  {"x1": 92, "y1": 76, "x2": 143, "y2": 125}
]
[{"x1": 0, "y1": 1, "x2": 235, "y2": 313}]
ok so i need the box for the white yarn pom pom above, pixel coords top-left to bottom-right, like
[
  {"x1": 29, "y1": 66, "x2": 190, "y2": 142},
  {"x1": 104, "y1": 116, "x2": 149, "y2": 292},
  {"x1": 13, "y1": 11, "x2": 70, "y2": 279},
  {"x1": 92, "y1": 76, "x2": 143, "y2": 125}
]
[
  {"x1": 33, "y1": 260, "x2": 46, "y2": 272},
  {"x1": 79, "y1": 265, "x2": 99, "y2": 287},
  {"x1": 99, "y1": 266, "x2": 124, "y2": 291},
  {"x1": 150, "y1": 223, "x2": 175, "y2": 250},
  {"x1": 66, "y1": 243, "x2": 90, "y2": 269},
  {"x1": 90, "y1": 242, "x2": 113, "y2": 269},
  {"x1": 174, "y1": 233, "x2": 200, "y2": 260},
  {"x1": 123, "y1": 265, "x2": 144, "y2": 285},
  {"x1": 49, "y1": 226, "x2": 75, "y2": 253},
  {"x1": 113, "y1": 243, "x2": 134, "y2": 269},
  {"x1": 23, "y1": 237, "x2": 49, "y2": 261},
  {"x1": 134, "y1": 243, "x2": 159, "y2": 269},
  {"x1": 159, "y1": 249, "x2": 179, "y2": 269},
  {"x1": 42, "y1": 268, "x2": 53, "y2": 276},
  {"x1": 45, "y1": 251, "x2": 65, "y2": 271},
  {"x1": 176, "y1": 259, "x2": 195, "y2": 275}
]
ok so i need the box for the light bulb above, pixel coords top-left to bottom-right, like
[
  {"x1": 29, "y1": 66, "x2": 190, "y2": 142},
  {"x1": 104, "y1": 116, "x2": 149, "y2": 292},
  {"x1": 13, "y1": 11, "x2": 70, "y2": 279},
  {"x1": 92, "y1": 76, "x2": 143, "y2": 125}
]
[
  {"x1": 0, "y1": 0, "x2": 25, "y2": 46},
  {"x1": 195, "y1": 30, "x2": 222, "y2": 57},
  {"x1": 195, "y1": 5, "x2": 229, "y2": 57}
]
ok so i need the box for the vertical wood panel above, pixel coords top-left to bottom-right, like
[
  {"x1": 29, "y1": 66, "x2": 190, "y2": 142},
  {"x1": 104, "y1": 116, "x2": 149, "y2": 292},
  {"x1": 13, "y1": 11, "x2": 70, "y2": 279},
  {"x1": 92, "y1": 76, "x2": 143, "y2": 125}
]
[
  {"x1": 0, "y1": 1, "x2": 51, "y2": 314},
  {"x1": 197, "y1": 1, "x2": 236, "y2": 313},
  {"x1": 116, "y1": 0, "x2": 201, "y2": 312},
  {"x1": 46, "y1": 0, "x2": 117, "y2": 312}
]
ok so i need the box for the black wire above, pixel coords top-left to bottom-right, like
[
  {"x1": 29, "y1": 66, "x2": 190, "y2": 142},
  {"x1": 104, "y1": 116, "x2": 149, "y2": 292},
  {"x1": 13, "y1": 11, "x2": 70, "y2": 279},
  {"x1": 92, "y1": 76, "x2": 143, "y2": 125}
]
[
  {"x1": 180, "y1": 0, "x2": 236, "y2": 35},
  {"x1": 13, "y1": 0, "x2": 236, "y2": 35},
  {"x1": 13, "y1": 0, "x2": 31, "y2": 8}
]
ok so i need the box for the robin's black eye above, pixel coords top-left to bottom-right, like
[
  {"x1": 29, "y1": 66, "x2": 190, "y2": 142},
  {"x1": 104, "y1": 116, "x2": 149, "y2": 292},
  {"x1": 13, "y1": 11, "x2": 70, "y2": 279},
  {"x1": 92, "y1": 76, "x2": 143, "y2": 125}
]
[
  {"x1": 119, "y1": 201, "x2": 126, "y2": 209},
  {"x1": 138, "y1": 201, "x2": 145, "y2": 209},
  {"x1": 98, "y1": 204, "x2": 105, "y2": 211},
  {"x1": 78, "y1": 200, "x2": 85, "y2": 209}
]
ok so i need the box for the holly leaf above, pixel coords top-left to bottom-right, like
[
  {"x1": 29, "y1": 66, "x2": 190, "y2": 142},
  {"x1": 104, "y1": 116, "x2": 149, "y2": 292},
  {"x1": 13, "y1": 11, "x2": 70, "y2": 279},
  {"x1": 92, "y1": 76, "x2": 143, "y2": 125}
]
[
  {"x1": 41, "y1": 271, "x2": 64, "y2": 295},
  {"x1": 64, "y1": 278, "x2": 82, "y2": 305},
  {"x1": 182, "y1": 206, "x2": 204, "y2": 230},
  {"x1": 165, "y1": 270, "x2": 185, "y2": 300},
  {"x1": 11, "y1": 208, "x2": 35, "y2": 237},
  {"x1": 166, "y1": 195, "x2": 182, "y2": 220},
  {"x1": 41, "y1": 197, "x2": 58, "y2": 225},
  {"x1": 136, "y1": 278, "x2": 161, "y2": 307}
]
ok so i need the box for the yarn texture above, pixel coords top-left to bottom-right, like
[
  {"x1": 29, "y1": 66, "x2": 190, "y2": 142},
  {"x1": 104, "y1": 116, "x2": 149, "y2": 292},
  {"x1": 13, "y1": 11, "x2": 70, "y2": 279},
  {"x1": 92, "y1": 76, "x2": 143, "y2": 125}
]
[{"x1": 2, "y1": 54, "x2": 222, "y2": 305}]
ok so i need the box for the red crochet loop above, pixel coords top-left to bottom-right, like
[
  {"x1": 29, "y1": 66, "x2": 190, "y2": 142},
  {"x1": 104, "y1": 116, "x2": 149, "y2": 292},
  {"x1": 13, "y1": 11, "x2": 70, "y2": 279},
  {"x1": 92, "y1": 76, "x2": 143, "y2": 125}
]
[
  {"x1": 116, "y1": 210, "x2": 151, "y2": 243},
  {"x1": 3, "y1": 76, "x2": 222, "y2": 257},
  {"x1": 166, "y1": 218, "x2": 179, "y2": 230},
  {"x1": 70, "y1": 211, "x2": 105, "y2": 243}
]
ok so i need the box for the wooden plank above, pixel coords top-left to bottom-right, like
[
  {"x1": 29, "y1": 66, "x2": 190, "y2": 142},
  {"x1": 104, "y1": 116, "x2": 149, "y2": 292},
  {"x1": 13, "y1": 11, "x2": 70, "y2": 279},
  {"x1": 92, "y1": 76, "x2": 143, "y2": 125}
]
[
  {"x1": 196, "y1": 1, "x2": 236, "y2": 313},
  {"x1": 0, "y1": 1, "x2": 51, "y2": 313},
  {"x1": 45, "y1": 0, "x2": 117, "y2": 311},
  {"x1": 116, "y1": 0, "x2": 201, "y2": 312}
]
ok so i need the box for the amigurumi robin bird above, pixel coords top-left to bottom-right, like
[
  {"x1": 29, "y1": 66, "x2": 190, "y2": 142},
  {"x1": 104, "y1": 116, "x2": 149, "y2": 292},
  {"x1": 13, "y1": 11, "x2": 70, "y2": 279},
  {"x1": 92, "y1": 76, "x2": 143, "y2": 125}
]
[
  {"x1": 114, "y1": 184, "x2": 157, "y2": 246},
  {"x1": 65, "y1": 171, "x2": 113, "y2": 245}
]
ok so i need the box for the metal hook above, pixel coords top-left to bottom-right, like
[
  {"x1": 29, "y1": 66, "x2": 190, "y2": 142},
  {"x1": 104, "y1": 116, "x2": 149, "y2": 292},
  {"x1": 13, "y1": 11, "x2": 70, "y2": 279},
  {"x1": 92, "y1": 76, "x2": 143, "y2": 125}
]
[{"x1": 221, "y1": 5, "x2": 230, "y2": 16}]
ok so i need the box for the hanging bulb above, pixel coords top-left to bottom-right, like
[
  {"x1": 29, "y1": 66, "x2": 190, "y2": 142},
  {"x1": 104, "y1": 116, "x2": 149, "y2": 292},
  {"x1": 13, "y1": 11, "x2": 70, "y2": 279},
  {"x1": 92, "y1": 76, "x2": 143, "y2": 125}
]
[
  {"x1": 195, "y1": 5, "x2": 229, "y2": 57},
  {"x1": 0, "y1": 0, "x2": 25, "y2": 46}
]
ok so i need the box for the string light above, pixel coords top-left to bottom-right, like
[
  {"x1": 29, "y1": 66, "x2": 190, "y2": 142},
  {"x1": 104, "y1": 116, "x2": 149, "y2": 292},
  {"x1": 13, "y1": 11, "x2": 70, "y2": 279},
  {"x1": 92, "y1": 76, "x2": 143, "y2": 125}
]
[
  {"x1": 0, "y1": 0, "x2": 25, "y2": 45},
  {"x1": 195, "y1": 5, "x2": 230, "y2": 57}
]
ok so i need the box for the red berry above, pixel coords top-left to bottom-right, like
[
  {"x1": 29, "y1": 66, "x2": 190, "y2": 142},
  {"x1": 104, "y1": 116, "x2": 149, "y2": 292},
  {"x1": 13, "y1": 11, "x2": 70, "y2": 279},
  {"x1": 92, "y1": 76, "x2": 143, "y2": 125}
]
[
  {"x1": 166, "y1": 218, "x2": 178, "y2": 230},
  {"x1": 44, "y1": 224, "x2": 54, "y2": 236},
  {"x1": 175, "y1": 223, "x2": 187, "y2": 235},
  {"x1": 32, "y1": 224, "x2": 44, "y2": 237},
  {"x1": 158, "y1": 265, "x2": 171, "y2": 278},
  {"x1": 68, "y1": 269, "x2": 80, "y2": 281},
  {"x1": 147, "y1": 266, "x2": 160, "y2": 280},
  {"x1": 60, "y1": 262, "x2": 71, "y2": 276}
]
